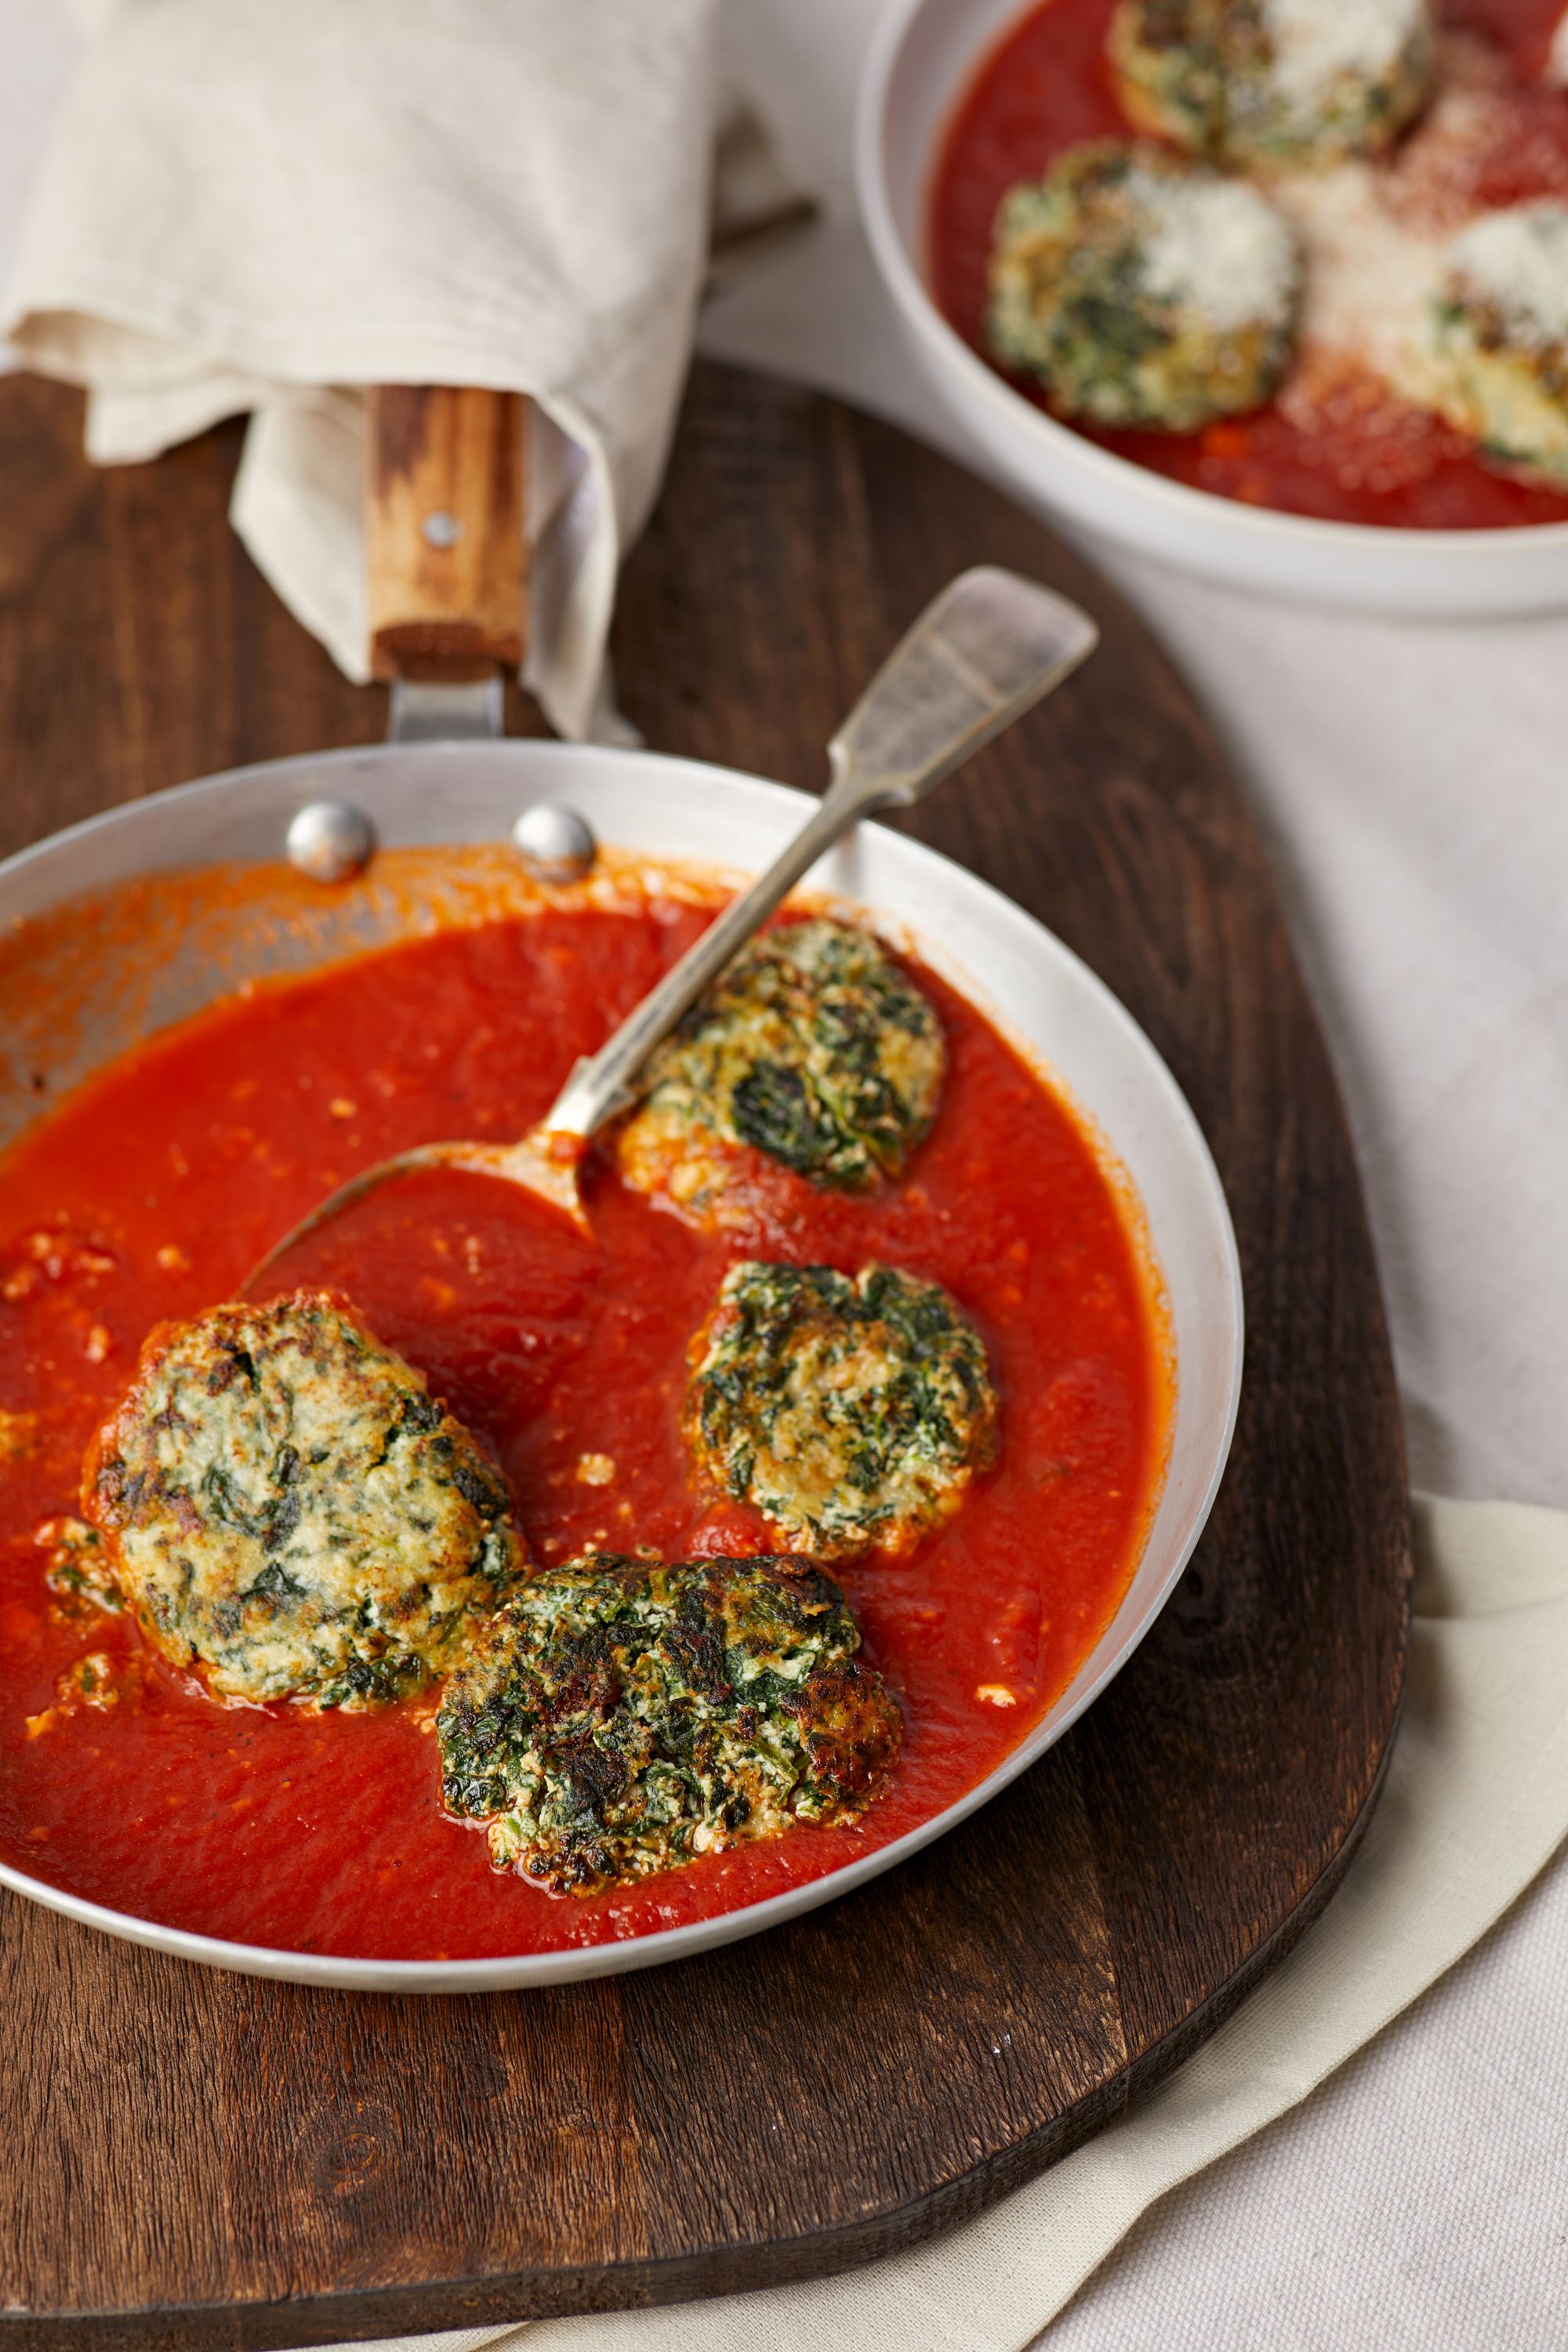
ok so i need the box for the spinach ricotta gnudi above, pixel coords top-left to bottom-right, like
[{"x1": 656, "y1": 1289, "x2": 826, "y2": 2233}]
[
  {"x1": 686, "y1": 1261, "x2": 999, "y2": 1562},
  {"x1": 83, "y1": 1288, "x2": 524, "y2": 1708},
  {"x1": 1107, "y1": 0, "x2": 1434, "y2": 169},
  {"x1": 987, "y1": 140, "x2": 1300, "y2": 432},
  {"x1": 1429, "y1": 205, "x2": 1568, "y2": 486},
  {"x1": 437, "y1": 1551, "x2": 902, "y2": 1895},
  {"x1": 615, "y1": 918, "x2": 946, "y2": 1225}
]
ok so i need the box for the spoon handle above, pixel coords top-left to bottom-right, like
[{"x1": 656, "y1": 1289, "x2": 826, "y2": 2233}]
[{"x1": 543, "y1": 567, "x2": 1098, "y2": 1141}]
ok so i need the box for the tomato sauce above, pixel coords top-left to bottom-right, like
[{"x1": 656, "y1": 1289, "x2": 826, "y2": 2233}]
[
  {"x1": 928, "y1": 0, "x2": 1568, "y2": 528},
  {"x1": 0, "y1": 900, "x2": 1165, "y2": 1960}
]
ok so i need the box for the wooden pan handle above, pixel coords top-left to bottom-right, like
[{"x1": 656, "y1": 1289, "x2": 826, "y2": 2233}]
[{"x1": 365, "y1": 386, "x2": 527, "y2": 684}]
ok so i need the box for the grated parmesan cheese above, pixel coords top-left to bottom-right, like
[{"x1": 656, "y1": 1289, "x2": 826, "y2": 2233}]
[
  {"x1": 1269, "y1": 161, "x2": 1447, "y2": 389},
  {"x1": 1260, "y1": 33, "x2": 1568, "y2": 405},
  {"x1": 1447, "y1": 203, "x2": 1568, "y2": 345},
  {"x1": 1135, "y1": 169, "x2": 1298, "y2": 328},
  {"x1": 1261, "y1": 0, "x2": 1428, "y2": 113}
]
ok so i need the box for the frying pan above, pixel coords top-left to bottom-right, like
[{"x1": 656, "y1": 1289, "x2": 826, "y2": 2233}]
[{"x1": 0, "y1": 388, "x2": 1243, "y2": 1990}]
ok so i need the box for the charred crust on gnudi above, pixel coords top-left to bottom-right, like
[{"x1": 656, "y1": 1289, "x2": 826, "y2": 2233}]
[{"x1": 437, "y1": 1550, "x2": 903, "y2": 1896}]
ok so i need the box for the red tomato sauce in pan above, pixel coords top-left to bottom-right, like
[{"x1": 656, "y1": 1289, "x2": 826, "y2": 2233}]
[
  {"x1": 929, "y1": 0, "x2": 1568, "y2": 528},
  {"x1": 0, "y1": 902, "x2": 1166, "y2": 1960}
]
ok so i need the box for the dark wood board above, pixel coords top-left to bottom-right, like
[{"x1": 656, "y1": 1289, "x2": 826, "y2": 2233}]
[{"x1": 0, "y1": 361, "x2": 1410, "y2": 2348}]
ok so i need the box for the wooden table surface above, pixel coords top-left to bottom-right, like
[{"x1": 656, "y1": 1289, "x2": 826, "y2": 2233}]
[{"x1": 0, "y1": 361, "x2": 1410, "y2": 2350}]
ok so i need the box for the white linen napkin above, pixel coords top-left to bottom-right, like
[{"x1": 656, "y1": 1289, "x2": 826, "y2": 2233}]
[
  {"x1": 299, "y1": 1490, "x2": 1568, "y2": 2351},
  {"x1": 2, "y1": 0, "x2": 720, "y2": 742}
]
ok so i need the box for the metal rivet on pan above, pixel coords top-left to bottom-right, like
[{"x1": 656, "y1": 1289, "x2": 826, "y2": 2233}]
[
  {"x1": 421, "y1": 509, "x2": 464, "y2": 550},
  {"x1": 287, "y1": 800, "x2": 375, "y2": 885},
  {"x1": 513, "y1": 804, "x2": 597, "y2": 884}
]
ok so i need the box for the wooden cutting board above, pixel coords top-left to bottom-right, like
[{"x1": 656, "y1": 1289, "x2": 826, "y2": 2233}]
[{"x1": 0, "y1": 361, "x2": 1410, "y2": 2350}]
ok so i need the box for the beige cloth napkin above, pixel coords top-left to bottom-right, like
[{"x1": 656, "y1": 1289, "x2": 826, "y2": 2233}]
[
  {"x1": 3, "y1": 0, "x2": 720, "y2": 742},
  {"x1": 298, "y1": 1491, "x2": 1568, "y2": 2351}
]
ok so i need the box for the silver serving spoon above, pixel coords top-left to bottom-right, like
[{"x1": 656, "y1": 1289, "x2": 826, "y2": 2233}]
[{"x1": 249, "y1": 567, "x2": 1097, "y2": 1285}]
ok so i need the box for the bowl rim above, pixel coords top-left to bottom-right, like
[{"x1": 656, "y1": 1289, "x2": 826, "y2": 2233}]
[
  {"x1": 855, "y1": 0, "x2": 1568, "y2": 559},
  {"x1": 0, "y1": 736, "x2": 1244, "y2": 1994}
]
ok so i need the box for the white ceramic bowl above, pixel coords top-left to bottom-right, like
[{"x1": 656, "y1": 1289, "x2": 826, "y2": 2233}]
[
  {"x1": 0, "y1": 739, "x2": 1242, "y2": 1990},
  {"x1": 857, "y1": 0, "x2": 1568, "y2": 616}
]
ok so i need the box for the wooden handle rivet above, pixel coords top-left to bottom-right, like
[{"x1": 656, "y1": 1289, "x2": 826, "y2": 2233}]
[{"x1": 365, "y1": 386, "x2": 525, "y2": 680}]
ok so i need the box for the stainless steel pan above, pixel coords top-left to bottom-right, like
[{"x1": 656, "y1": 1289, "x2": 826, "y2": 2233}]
[{"x1": 0, "y1": 390, "x2": 1243, "y2": 1990}]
